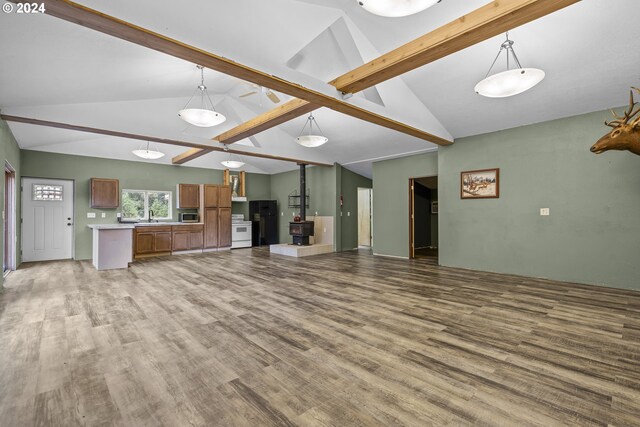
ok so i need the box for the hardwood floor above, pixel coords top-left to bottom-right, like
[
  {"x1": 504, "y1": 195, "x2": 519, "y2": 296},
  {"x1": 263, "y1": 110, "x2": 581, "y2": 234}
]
[{"x1": 1, "y1": 249, "x2": 639, "y2": 426}]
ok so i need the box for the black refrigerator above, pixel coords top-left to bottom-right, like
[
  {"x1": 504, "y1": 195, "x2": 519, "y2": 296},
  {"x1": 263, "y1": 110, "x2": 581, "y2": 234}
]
[{"x1": 250, "y1": 200, "x2": 278, "y2": 246}]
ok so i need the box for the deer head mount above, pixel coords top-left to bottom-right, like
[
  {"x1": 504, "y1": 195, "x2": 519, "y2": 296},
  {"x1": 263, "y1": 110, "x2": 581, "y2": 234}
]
[{"x1": 591, "y1": 87, "x2": 640, "y2": 156}]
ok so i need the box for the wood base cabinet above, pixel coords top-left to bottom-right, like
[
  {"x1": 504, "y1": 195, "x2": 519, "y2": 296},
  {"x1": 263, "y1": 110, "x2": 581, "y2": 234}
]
[
  {"x1": 172, "y1": 225, "x2": 204, "y2": 251},
  {"x1": 134, "y1": 226, "x2": 172, "y2": 258}
]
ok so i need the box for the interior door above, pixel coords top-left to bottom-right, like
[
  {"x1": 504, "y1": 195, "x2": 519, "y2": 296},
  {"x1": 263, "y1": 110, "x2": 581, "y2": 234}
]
[
  {"x1": 22, "y1": 178, "x2": 74, "y2": 262},
  {"x1": 357, "y1": 188, "x2": 372, "y2": 247}
]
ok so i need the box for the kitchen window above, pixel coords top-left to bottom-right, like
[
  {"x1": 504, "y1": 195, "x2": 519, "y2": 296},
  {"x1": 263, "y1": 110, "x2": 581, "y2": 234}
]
[{"x1": 121, "y1": 189, "x2": 172, "y2": 220}]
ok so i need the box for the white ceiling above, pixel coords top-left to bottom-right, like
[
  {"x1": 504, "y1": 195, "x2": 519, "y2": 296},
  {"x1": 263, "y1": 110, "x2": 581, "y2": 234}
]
[{"x1": 1, "y1": 0, "x2": 638, "y2": 178}]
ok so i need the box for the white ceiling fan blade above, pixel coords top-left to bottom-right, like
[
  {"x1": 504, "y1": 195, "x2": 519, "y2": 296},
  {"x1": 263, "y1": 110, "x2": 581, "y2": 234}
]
[{"x1": 266, "y1": 90, "x2": 281, "y2": 104}]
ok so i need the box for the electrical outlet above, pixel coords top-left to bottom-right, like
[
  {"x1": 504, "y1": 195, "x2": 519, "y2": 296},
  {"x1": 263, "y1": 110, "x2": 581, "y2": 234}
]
[
  {"x1": 315, "y1": 211, "x2": 318, "y2": 215},
  {"x1": 101, "y1": 213, "x2": 106, "y2": 218},
  {"x1": 87, "y1": 212, "x2": 96, "y2": 218},
  {"x1": 347, "y1": 212, "x2": 350, "y2": 216},
  {"x1": 540, "y1": 208, "x2": 550, "y2": 216},
  {"x1": 116, "y1": 212, "x2": 122, "y2": 218},
  {"x1": 323, "y1": 227, "x2": 326, "y2": 233},
  {"x1": 281, "y1": 212, "x2": 283, "y2": 216}
]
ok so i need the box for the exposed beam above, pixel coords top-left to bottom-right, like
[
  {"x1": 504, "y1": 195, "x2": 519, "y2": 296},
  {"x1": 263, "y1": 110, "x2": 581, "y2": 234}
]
[
  {"x1": 0, "y1": 115, "x2": 333, "y2": 167},
  {"x1": 174, "y1": 0, "x2": 579, "y2": 164},
  {"x1": 26, "y1": 1, "x2": 446, "y2": 145},
  {"x1": 173, "y1": 99, "x2": 316, "y2": 165},
  {"x1": 331, "y1": 0, "x2": 581, "y2": 95}
]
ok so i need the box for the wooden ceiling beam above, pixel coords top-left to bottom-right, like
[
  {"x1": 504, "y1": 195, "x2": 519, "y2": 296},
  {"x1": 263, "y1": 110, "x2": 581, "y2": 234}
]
[
  {"x1": 0, "y1": 114, "x2": 333, "y2": 167},
  {"x1": 174, "y1": 0, "x2": 579, "y2": 164},
  {"x1": 174, "y1": 98, "x2": 316, "y2": 165},
  {"x1": 331, "y1": 0, "x2": 581, "y2": 95},
  {"x1": 26, "y1": 0, "x2": 447, "y2": 155}
]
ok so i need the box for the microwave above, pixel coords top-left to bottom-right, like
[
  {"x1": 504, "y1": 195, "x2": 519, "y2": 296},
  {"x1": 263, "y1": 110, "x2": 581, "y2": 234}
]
[{"x1": 180, "y1": 213, "x2": 199, "y2": 223}]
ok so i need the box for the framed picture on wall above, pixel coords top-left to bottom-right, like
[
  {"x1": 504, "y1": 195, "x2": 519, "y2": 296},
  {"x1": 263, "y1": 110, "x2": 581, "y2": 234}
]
[{"x1": 461, "y1": 168, "x2": 500, "y2": 199}]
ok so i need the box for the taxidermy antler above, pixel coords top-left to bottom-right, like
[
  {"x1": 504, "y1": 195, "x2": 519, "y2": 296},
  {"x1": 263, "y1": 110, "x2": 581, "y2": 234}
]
[{"x1": 590, "y1": 87, "x2": 640, "y2": 156}]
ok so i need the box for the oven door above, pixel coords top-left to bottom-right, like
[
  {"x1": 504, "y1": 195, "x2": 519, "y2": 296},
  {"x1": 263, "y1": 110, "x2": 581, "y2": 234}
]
[{"x1": 232, "y1": 224, "x2": 252, "y2": 242}]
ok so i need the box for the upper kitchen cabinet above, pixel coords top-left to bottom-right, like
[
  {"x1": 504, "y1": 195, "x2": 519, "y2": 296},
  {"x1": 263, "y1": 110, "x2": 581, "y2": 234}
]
[
  {"x1": 176, "y1": 184, "x2": 200, "y2": 209},
  {"x1": 204, "y1": 184, "x2": 218, "y2": 208},
  {"x1": 90, "y1": 178, "x2": 119, "y2": 208},
  {"x1": 219, "y1": 185, "x2": 232, "y2": 208}
]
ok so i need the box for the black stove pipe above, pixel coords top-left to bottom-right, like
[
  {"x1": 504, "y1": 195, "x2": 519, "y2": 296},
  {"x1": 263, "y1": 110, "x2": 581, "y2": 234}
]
[{"x1": 299, "y1": 164, "x2": 306, "y2": 221}]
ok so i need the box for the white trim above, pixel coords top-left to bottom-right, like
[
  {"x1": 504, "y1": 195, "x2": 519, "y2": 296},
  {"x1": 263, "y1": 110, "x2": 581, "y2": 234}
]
[
  {"x1": 4, "y1": 161, "x2": 16, "y2": 272},
  {"x1": 373, "y1": 252, "x2": 409, "y2": 259}
]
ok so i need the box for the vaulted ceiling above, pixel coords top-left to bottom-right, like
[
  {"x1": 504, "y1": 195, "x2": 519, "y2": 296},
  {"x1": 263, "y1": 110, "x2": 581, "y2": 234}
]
[{"x1": 1, "y1": 0, "x2": 638, "y2": 177}]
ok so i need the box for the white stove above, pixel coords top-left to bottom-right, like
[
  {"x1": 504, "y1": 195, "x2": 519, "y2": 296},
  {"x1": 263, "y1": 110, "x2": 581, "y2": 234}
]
[{"x1": 231, "y1": 214, "x2": 252, "y2": 249}]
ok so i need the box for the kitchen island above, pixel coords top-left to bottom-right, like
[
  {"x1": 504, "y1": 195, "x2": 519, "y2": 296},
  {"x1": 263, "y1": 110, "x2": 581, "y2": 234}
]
[
  {"x1": 88, "y1": 224, "x2": 135, "y2": 270},
  {"x1": 88, "y1": 221, "x2": 229, "y2": 269}
]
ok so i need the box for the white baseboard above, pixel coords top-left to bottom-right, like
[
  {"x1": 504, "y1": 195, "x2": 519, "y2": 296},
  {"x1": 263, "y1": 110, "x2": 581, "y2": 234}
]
[{"x1": 373, "y1": 252, "x2": 409, "y2": 260}]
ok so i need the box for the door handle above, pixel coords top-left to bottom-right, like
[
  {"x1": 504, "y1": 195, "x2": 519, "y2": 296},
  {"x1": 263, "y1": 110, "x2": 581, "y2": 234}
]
[{"x1": 67, "y1": 223, "x2": 73, "y2": 226}]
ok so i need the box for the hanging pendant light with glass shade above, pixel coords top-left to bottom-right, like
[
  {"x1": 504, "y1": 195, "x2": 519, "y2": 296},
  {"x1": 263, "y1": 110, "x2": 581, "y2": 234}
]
[
  {"x1": 220, "y1": 147, "x2": 245, "y2": 169},
  {"x1": 475, "y1": 32, "x2": 545, "y2": 98},
  {"x1": 357, "y1": 0, "x2": 440, "y2": 18},
  {"x1": 295, "y1": 113, "x2": 328, "y2": 148},
  {"x1": 178, "y1": 65, "x2": 226, "y2": 127},
  {"x1": 132, "y1": 141, "x2": 165, "y2": 160}
]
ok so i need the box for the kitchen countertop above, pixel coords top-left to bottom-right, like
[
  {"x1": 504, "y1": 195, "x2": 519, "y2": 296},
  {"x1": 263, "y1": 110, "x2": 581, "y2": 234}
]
[
  {"x1": 88, "y1": 224, "x2": 136, "y2": 230},
  {"x1": 88, "y1": 222, "x2": 203, "y2": 230}
]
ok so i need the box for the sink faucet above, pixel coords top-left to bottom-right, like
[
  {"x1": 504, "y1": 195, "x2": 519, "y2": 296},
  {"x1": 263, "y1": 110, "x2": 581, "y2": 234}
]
[{"x1": 148, "y1": 209, "x2": 154, "y2": 223}]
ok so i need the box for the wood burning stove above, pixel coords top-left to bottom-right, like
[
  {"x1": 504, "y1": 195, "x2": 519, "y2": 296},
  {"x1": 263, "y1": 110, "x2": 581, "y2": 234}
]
[
  {"x1": 288, "y1": 163, "x2": 314, "y2": 246},
  {"x1": 289, "y1": 221, "x2": 314, "y2": 246}
]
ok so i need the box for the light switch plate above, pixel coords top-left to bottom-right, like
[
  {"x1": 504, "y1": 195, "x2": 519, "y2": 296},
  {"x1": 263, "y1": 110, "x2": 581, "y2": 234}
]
[
  {"x1": 87, "y1": 212, "x2": 96, "y2": 218},
  {"x1": 347, "y1": 212, "x2": 350, "y2": 216},
  {"x1": 540, "y1": 208, "x2": 550, "y2": 216}
]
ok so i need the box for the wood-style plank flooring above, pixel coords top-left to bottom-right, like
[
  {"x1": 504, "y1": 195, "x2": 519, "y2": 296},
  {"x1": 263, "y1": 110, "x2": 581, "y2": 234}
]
[{"x1": 1, "y1": 248, "x2": 639, "y2": 426}]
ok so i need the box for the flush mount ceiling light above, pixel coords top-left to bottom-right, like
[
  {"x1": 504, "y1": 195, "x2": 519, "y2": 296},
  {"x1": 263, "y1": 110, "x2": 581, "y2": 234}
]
[
  {"x1": 178, "y1": 65, "x2": 226, "y2": 127},
  {"x1": 357, "y1": 0, "x2": 440, "y2": 17},
  {"x1": 475, "y1": 32, "x2": 545, "y2": 98},
  {"x1": 220, "y1": 147, "x2": 245, "y2": 169},
  {"x1": 132, "y1": 141, "x2": 165, "y2": 160},
  {"x1": 295, "y1": 113, "x2": 328, "y2": 148}
]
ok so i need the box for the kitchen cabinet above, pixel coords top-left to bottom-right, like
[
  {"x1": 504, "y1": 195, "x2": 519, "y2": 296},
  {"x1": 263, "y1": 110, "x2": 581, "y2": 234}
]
[
  {"x1": 176, "y1": 184, "x2": 200, "y2": 209},
  {"x1": 204, "y1": 208, "x2": 219, "y2": 248},
  {"x1": 90, "y1": 178, "x2": 119, "y2": 208},
  {"x1": 134, "y1": 226, "x2": 172, "y2": 258},
  {"x1": 219, "y1": 186, "x2": 232, "y2": 208},
  {"x1": 171, "y1": 224, "x2": 203, "y2": 251},
  {"x1": 203, "y1": 184, "x2": 231, "y2": 208},
  {"x1": 218, "y1": 207, "x2": 232, "y2": 247}
]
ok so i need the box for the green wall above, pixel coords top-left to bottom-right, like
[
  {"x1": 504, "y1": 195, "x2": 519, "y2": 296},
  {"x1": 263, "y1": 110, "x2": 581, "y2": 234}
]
[
  {"x1": 269, "y1": 165, "x2": 337, "y2": 244},
  {"x1": 372, "y1": 152, "x2": 438, "y2": 258},
  {"x1": 438, "y1": 109, "x2": 640, "y2": 290},
  {"x1": 20, "y1": 150, "x2": 269, "y2": 261},
  {"x1": 338, "y1": 166, "x2": 372, "y2": 251},
  {"x1": 0, "y1": 119, "x2": 21, "y2": 287}
]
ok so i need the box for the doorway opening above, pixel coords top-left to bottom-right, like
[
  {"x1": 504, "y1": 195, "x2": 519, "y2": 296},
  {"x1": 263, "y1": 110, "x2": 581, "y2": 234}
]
[
  {"x1": 409, "y1": 176, "x2": 438, "y2": 260},
  {"x1": 4, "y1": 162, "x2": 16, "y2": 275},
  {"x1": 21, "y1": 177, "x2": 75, "y2": 262},
  {"x1": 357, "y1": 187, "x2": 373, "y2": 248}
]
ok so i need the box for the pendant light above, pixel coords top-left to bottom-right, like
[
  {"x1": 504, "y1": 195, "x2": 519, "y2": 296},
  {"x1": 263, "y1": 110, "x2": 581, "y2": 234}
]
[
  {"x1": 220, "y1": 147, "x2": 245, "y2": 169},
  {"x1": 178, "y1": 65, "x2": 226, "y2": 127},
  {"x1": 132, "y1": 141, "x2": 165, "y2": 160},
  {"x1": 357, "y1": 0, "x2": 440, "y2": 18},
  {"x1": 295, "y1": 113, "x2": 328, "y2": 148},
  {"x1": 475, "y1": 32, "x2": 545, "y2": 98}
]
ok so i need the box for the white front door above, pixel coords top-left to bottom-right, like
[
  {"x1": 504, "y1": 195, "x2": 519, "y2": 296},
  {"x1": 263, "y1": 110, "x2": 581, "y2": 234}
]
[{"x1": 22, "y1": 178, "x2": 74, "y2": 262}]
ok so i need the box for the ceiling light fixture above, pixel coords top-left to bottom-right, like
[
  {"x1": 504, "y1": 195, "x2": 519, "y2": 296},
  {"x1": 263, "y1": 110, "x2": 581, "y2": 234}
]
[
  {"x1": 132, "y1": 141, "x2": 165, "y2": 160},
  {"x1": 178, "y1": 65, "x2": 226, "y2": 127},
  {"x1": 221, "y1": 147, "x2": 245, "y2": 169},
  {"x1": 357, "y1": 0, "x2": 440, "y2": 18},
  {"x1": 475, "y1": 32, "x2": 545, "y2": 98},
  {"x1": 295, "y1": 113, "x2": 328, "y2": 148}
]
